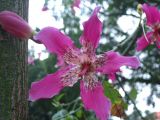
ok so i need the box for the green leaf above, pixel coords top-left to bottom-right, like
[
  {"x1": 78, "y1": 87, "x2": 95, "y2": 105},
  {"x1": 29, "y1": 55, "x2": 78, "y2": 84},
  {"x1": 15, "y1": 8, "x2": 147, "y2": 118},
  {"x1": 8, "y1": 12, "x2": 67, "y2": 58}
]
[
  {"x1": 55, "y1": 93, "x2": 65, "y2": 101},
  {"x1": 51, "y1": 93, "x2": 65, "y2": 108},
  {"x1": 65, "y1": 115, "x2": 74, "y2": 120},
  {"x1": 51, "y1": 100, "x2": 60, "y2": 108},
  {"x1": 76, "y1": 109, "x2": 83, "y2": 118},
  {"x1": 103, "y1": 81, "x2": 122, "y2": 104},
  {"x1": 103, "y1": 81, "x2": 128, "y2": 110},
  {"x1": 129, "y1": 88, "x2": 137, "y2": 100}
]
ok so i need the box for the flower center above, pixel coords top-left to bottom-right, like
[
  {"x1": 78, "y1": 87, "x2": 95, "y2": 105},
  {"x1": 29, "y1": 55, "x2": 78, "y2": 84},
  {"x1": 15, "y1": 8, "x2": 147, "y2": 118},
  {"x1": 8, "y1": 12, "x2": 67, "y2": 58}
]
[
  {"x1": 62, "y1": 48, "x2": 106, "y2": 89},
  {"x1": 79, "y1": 62, "x2": 95, "y2": 76}
]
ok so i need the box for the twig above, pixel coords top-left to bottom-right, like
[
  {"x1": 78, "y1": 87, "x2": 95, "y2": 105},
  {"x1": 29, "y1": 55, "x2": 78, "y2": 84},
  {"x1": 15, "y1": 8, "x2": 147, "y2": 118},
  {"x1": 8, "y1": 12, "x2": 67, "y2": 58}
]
[
  {"x1": 60, "y1": 97, "x2": 80, "y2": 107},
  {"x1": 117, "y1": 78, "x2": 146, "y2": 120},
  {"x1": 83, "y1": 2, "x2": 140, "y2": 18},
  {"x1": 112, "y1": 16, "x2": 142, "y2": 52},
  {"x1": 121, "y1": 14, "x2": 142, "y2": 55},
  {"x1": 116, "y1": 76, "x2": 160, "y2": 85},
  {"x1": 53, "y1": 106, "x2": 82, "y2": 120},
  {"x1": 122, "y1": 25, "x2": 141, "y2": 55}
]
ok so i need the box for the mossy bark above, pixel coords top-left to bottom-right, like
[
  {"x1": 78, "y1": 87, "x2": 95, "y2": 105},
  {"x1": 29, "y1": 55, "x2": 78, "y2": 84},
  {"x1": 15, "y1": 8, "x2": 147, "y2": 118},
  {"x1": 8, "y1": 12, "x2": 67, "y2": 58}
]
[{"x1": 0, "y1": 0, "x2": 28, "y2": 120}]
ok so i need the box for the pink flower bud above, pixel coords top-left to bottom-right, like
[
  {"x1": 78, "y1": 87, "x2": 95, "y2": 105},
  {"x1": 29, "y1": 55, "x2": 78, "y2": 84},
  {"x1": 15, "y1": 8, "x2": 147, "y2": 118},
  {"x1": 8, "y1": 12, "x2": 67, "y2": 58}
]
[{"x1": 0, "y1": 11, "x2": 32, "y2": 39}]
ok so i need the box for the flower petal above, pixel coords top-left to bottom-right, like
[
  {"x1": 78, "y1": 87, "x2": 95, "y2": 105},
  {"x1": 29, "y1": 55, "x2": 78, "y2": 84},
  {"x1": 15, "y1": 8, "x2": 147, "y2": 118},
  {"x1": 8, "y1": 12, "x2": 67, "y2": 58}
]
[
  {"x1": 56, "y1": 55, "x2": 65, "y2": 67},
  {"x1": 136, "y1": 32, "x2": 153, "y2": 51},
  {"x1": 0, "y1": 11, "x2": 32, "y2": 38},
  {"x1": 34, "y1": 27, "x2": 74, "y2": 56},
  {"x1": 142, "y1": 4, "x2": 160, "y2": 26},
  {"x1": 97, "y1": 51, "x2": 140, "y2": 80},
  {"x1": 80, "y1": 81, "x2": 111, "y2": 120},
  {"x1": 72, "y1": 0, "x2": 81, "y2": 8},
  {"x1": 29, "y1": 68, "x2": 68, "y2": 101},
  {"x1": 80, "y1": 7, "x2": 102, "y2": 49}
]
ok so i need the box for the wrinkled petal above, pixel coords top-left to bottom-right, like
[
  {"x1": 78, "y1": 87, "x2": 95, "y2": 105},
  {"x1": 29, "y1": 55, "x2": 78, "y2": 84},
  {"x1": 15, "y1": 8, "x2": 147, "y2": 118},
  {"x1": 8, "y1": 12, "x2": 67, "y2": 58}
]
[
  {"x1": 97, "y1": 51, "x2": 140, "y2": 80},
  {"x1": 136, "y1": 32, "x2": 153, "y2": 51},
  {"x1": 63, "y1": 48, "x2": 81, "y2": 65},
  {"x1": 80, "y1": 7, "x2": 102, "y2": 49},
  {"x1": 29, "y1": 68, "x2": 69, "y2": 101},
  {"x1": 142, "y1": 4, "x2": 160, "y2": 26},
  {"x1": 0, "y1": 11, "x2": 32, "y2": 38},
  {"x1": 80, "y1": 81, "x2": 111, "y2": 120},
  {"x1": 61, "y1": 66, "x2": 80, "y2": 87},
  {"x1": 34, "y1": 27, "x2": 75, "y2": 56}
]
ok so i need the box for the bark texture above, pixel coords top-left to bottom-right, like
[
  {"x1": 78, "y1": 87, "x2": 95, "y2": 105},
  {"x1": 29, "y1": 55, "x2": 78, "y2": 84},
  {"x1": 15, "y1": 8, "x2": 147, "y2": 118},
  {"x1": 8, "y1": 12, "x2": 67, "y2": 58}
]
[{"x1": 0, "y1": 0, "x2": 28, "y2": 120}]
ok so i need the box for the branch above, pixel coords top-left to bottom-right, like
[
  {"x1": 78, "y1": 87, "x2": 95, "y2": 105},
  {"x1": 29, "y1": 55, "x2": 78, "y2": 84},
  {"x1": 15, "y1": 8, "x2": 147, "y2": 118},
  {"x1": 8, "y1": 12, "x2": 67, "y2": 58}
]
[
  {"x1": 112, "y1": 25, "x2": 141, "y2": 53},
  {"x1": 117, "y1": 76, "x2": 160, "y2": 85},
  {"x1": 60, "y1": 97, "x2": 80, "y2": 107},
  {"x1": 116, "y1": 78, "x2": 147, "y2": 120},
  {"x1": 122, "y1": 25, "x2": 141, "y2": 55}
]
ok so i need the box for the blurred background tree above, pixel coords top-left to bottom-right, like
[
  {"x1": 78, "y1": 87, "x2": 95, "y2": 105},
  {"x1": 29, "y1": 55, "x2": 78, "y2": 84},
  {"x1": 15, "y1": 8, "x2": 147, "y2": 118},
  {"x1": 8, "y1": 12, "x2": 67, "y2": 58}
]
[{"x1": 28, "y1": 0, "x2": 160, "y2": 120}]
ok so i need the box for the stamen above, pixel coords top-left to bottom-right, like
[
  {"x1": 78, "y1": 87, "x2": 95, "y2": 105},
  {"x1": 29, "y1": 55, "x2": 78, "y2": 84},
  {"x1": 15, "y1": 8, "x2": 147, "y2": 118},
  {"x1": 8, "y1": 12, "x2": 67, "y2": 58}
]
[{"x1": 141, "y1": 20, "x2": 149, "y2": 43}]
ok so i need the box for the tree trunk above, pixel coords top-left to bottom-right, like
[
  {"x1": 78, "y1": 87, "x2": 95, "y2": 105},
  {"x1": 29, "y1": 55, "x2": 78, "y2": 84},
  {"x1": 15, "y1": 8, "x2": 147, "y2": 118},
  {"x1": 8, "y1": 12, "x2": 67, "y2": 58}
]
[{"x1": 0, "y1": 0, "x2": 28, "y2": 120}]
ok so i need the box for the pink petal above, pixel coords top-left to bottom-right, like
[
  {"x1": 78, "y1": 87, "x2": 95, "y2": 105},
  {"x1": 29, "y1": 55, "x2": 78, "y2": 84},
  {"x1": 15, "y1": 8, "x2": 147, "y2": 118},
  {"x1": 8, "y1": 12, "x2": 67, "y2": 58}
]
[
  {"x1": 61, "y1": 66, "x2": 80, "y2": 87},
  {"x1": 56, "y1": 55, "x2": 65, "y2": 67},
  {"x1": 80, "y1": 81, "x2": 111, "y2": 120},
  {"x1": 34, "y1": 27, "x2": 74, "y2": 56},
  {"x1": 142, "y1": 4, "x2": 160, "y2": 26},
  {"x1": 80, "y1": 7, "x2": 102, "y2": 49},
  {"x1": 29, "y1": 68, "x2": 68, "y2": 101},
  {"x1": 136, "y1": 32, "x2": 153, "y2": 51},
  {"x1": 0, "y1": 11, "x2": 32, "y2": 38},
  {"x1": 72, "y1": 0, "x2": 81, "y2": 8},
  {"x1": 97, "y1": 51, "x2": 140, "y2": 80}
]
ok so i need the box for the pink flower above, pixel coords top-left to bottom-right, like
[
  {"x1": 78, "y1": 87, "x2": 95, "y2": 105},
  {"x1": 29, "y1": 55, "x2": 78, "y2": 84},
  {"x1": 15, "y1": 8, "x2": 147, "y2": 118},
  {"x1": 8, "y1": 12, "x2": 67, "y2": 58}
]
[
  {"x1": 29, "y1": 7, "x2": 140, "y2": 120},
  {"x1": 136, "y1": 4, "x2": 160, "y2": 51},
  {"x1": 0, "y1": 11, "x2": 32, "y2": 39}
]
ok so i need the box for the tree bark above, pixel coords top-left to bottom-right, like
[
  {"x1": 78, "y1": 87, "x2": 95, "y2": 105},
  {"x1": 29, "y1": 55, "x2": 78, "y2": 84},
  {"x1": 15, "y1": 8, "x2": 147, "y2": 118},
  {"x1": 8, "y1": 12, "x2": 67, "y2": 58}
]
[{"x1": 0, "y1": 0, "x2": 28, "y2": 120}]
